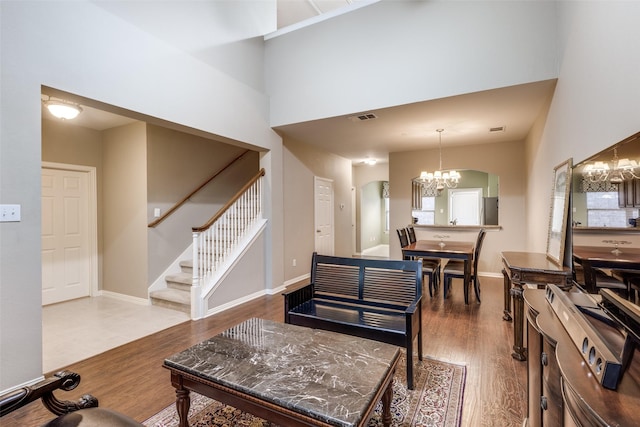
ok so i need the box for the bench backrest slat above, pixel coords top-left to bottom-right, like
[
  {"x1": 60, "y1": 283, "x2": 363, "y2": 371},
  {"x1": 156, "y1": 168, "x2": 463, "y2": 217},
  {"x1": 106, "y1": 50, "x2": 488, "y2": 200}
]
[
  {"x1": 363, "y1": 267, "x2": 417, "y2": 305},
  {"x1": 311, "y1": 253, "x2": 422, "y2": 307},
  {"x1": 314, "y1": 263, "x2": 360, "y2": 298}
]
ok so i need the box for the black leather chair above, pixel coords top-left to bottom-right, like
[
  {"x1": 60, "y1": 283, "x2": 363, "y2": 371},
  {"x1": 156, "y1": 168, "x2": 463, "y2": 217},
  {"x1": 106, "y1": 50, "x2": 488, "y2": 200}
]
[
  {"x1": 0, "y1": 371, "x2": 142, "y2": 427},
  {"x1": 443, "y1": 229, "x2": 486, "y2": 304},
  {"x1": 399, "y1": 227, "x2": 441, "y2": 297}
]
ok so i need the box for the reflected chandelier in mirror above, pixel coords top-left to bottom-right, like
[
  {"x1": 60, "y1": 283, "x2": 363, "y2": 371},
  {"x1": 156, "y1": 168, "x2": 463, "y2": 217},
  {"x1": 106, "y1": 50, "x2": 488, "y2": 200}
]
[{"x1": 572, "y1": 132, "x2": 640, "y2": 229}]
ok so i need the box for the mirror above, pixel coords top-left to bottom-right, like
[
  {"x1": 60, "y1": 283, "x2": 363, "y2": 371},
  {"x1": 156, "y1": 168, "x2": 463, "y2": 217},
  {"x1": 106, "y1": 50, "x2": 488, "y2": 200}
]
[
  {"x1": 411, "y1": 170, "x2": 499, "y2": 226},
  {"x1": 547, "y1": 158, "x2": 572, "y2": 266},
  {"x1": 571, "y1": 132, "x2": 640, "y2": 229}
]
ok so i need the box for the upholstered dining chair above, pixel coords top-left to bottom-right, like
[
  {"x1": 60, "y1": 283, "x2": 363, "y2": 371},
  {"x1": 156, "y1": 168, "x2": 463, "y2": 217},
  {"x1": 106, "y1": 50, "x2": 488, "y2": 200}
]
[
  {"x1": 398, "y1": 227, "x2": 441, "y2": 298},
  {"x1": 443, "y1": 228, "x2": 486, "y2": 304}
]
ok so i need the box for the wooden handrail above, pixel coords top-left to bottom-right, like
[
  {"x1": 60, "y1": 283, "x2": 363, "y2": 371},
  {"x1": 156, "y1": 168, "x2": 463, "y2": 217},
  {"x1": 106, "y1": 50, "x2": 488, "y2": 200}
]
[
  {"x1": 193, "y1": 168, "x2": 265, "y2": 233},
  {"x1": 148, "y1": 150, "x2": 250, "y2": 228}
]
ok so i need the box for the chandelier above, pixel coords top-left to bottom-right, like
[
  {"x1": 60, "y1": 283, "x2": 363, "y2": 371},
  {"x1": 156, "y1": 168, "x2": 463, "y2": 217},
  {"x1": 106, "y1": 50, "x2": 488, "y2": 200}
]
[
  {"x1": 583, "y1": 148, "x2": 639, "y2": 184},
  {"x1": 417, "y1": 129, "x2": 461, "y2": 192}
]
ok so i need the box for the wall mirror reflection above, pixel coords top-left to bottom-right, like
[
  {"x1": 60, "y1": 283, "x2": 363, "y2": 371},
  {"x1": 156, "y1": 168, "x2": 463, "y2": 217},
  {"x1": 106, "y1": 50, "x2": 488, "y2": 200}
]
[
  {"x1": 411, "y1": 170, "x2": 499, "y2": 226},
  {"x1": 572, "y1": 132, "x2": 640, "y2": 229}
]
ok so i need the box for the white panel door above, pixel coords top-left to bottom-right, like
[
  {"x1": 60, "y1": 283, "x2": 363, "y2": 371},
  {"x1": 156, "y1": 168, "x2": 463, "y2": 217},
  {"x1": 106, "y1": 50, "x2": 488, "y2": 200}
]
[
  {"x1": 314, "y1": 177, "x2": 334, "y2": 255},
  {"x1": 42, "y1": 168, "x2": 91, "y2": 305}
]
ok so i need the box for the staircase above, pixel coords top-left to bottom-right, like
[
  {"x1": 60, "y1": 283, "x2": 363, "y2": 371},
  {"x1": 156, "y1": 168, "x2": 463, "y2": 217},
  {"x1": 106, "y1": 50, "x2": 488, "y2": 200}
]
[
  {"x1": 150, "y1": 260, "x2": 192, "y2": 313},
  {"x1": 148, "y1": 169, "x2": 265, "y2": 318}
]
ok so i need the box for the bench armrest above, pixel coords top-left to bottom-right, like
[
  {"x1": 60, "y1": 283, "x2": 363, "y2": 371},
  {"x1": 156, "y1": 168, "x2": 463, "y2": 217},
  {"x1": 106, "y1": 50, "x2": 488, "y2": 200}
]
[
  {"x1": 283, "y1": 283, "x2": 314, "y2": 323},
  {"x1": 0, "y1": 370, "x2": 98, "y2": 417},
  {"x1": 405, "y1": 295, "x2": 422, "y2": 315}
]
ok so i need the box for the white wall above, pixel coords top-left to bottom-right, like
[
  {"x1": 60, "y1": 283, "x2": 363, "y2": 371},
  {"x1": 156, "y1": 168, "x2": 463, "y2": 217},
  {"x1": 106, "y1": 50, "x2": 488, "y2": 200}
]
[
  {"x1": 266, "y1": 0, "x2": 558, "y2": 126},
  {"x1": 0, "y1": 1, "x2": 282, "y2": 390},
  {"x1": 525, "y1": 1, "x2": 640, "y2": 253}
]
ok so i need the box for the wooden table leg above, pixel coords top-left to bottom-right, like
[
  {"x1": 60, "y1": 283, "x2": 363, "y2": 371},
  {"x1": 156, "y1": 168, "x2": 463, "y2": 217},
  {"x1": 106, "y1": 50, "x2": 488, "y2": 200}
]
[
  {"x1": 381, "y1": 376, "x2": 393, "y2": 427},
  {"x1": 510, "y1": 283, "x2": 527, "y2": 361},
  {"x1": 502, "y1": 268, "x2": 512, "y2": 321},
  {"x1": 175, "y1": 385, "x2": 191, "y2": 427}
]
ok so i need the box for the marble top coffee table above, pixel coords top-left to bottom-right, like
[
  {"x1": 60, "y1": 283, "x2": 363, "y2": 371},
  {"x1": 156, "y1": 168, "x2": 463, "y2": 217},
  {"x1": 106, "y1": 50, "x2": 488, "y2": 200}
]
[{"x1": 163, "y1": 318, "x2": 400, "y2": 427}]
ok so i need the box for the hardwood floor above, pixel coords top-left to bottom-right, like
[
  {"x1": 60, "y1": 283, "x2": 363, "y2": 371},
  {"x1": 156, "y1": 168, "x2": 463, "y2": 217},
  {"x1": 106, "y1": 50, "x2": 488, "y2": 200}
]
[{"x1": 3, "y1": 276, "x2": 527, "y2": 426}]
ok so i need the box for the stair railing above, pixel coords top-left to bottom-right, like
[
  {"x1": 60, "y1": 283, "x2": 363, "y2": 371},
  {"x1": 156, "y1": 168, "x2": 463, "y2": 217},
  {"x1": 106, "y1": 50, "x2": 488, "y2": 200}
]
[
  {"x1": 148, "y1": 149, "x2": 250, "y2": 228},
  {"x1": 192, "y1": 168, "x2": 265, "y2": 290}
]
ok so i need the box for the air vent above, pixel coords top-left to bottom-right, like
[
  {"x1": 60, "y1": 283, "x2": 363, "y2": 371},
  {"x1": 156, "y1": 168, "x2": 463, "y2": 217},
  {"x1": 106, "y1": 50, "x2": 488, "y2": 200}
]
[
  {"x1": 489, "y1": 126, "x2": 506, "y2": 133},
  {"x1": 349, "y1": 113, "x2": 378, "y2": 122}
]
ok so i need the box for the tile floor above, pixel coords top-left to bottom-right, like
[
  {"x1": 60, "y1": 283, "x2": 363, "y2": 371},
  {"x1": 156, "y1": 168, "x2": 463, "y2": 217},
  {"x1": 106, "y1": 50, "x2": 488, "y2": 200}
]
[
  {"x1": 361, "y1": 244, "x2": 390, "y2": 258},
  {"x1": 42, "y1": 296, "x2": 189, "y2": 373}
]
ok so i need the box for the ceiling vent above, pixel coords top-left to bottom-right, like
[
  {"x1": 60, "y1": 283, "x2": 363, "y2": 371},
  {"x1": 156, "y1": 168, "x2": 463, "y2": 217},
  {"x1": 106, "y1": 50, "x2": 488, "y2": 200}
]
[
  {"x1": 489, "y1": 126, "x2": 506, "y2": 133},
  {"x1": 349, "y1": 113, "x2": 378, "y2": 122}
]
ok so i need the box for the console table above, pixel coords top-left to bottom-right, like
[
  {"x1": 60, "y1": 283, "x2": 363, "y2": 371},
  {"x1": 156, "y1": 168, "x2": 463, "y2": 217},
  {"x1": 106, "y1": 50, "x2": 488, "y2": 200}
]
[
  {"x1": 523, "y1": 288, "x2": 640, "y2": 426},
  {"x1": 164, "y1": 318, "x2": 400, "y2": 427},
  {"x1": 501, "y1": 252, "x2": 572, "y2": 361}
]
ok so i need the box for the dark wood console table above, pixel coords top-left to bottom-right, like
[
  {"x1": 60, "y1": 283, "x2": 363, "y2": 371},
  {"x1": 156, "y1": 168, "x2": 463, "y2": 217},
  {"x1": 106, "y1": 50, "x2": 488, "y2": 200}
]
[
  {"x1": 501, "y1": 252, "x2": 572, "y2": 361},
  {"x1": 523, "y1": 288, "x2": 639, "y2": 426}
]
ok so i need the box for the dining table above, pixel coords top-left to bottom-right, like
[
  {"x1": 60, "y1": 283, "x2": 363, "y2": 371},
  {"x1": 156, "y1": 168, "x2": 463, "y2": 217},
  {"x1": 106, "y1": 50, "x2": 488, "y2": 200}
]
[
  {"x1": 402, "y1": 240, "x2": 475, "y2": 302},
  {"x1": 572, "y1": 245, "x2": 640, "y2": 294}
]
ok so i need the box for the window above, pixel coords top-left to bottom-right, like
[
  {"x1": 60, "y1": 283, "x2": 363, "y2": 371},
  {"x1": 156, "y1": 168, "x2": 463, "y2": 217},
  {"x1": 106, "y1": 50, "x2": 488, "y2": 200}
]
[
  {"x1": 586, "y1": 192, "x2": 638, "y2": 227},
  {"x1": 412, "y1": 196, "x2": 435, "y2": 225}
]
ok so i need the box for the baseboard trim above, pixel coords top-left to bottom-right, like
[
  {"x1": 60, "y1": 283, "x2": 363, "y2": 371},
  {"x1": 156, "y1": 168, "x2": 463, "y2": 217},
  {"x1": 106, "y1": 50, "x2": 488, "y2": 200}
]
[{"x1": 98, "y1": 290, "x2": 150, "y2": 306}]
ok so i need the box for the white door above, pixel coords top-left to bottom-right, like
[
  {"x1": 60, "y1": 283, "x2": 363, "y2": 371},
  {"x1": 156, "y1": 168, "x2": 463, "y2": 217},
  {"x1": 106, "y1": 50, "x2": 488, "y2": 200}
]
[
  {"x1": 314, "y1": 177, "x2": 334, "y2": 255},
  {"x1": 449, "y1": 188, "x2": 483, "y2": 226},
  {"x1": 42, "y1": 167, "x2": 92, "y2": 305}
]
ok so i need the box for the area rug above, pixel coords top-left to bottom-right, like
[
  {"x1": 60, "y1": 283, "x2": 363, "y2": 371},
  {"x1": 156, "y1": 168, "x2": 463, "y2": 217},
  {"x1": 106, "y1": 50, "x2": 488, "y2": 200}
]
[{"x1": 144, "y1": 355, "x2": 466, "y2": 427}]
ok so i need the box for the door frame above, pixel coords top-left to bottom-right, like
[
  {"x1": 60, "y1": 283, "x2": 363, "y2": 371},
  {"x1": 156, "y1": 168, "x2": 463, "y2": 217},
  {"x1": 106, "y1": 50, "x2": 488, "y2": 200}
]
[{"x1": 42, "y1": 162, "x2": 99, "y2": 299}]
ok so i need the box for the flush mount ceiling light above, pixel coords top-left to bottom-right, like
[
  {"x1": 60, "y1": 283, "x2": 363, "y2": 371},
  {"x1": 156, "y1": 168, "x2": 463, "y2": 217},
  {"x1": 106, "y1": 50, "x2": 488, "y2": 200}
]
[
  {"x1": 417, "y1": 129, "x2": 461, "y2": 193},
  {"x1": 363, "y1": 158, "x2": 377, "y2": 166},
  {"x1": 44, "y1": 99, "x2": 83, "y2": 120}
]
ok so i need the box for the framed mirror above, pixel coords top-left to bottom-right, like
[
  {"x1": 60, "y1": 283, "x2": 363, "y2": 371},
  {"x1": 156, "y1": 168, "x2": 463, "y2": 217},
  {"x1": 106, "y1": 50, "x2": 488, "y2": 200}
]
[
  {"x1": 547, "y1": 158, "x2": 572, "y2": 266},
  {"x1": 571, "y1": 132, "x2": 640, "y2": 229}
]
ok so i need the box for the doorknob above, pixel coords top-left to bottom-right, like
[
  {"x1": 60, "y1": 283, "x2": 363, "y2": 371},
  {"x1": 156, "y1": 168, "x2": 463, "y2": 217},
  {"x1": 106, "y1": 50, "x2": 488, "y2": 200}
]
[{"x1": 316, "y1": 230, "x2": 321, "y2": 233}]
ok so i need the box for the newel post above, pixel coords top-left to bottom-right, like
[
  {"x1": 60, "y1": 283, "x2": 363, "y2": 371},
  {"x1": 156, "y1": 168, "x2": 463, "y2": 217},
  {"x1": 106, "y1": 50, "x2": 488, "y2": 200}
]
[{"x1": 191, "y1": 231, "x2": 203, "y2": 319}]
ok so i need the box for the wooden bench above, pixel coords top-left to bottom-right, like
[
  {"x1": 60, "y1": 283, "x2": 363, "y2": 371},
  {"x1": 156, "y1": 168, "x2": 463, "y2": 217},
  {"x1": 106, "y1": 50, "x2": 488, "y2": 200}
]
[{"x1": 283, "y1": 253, "x2": 424, "y2": 389}]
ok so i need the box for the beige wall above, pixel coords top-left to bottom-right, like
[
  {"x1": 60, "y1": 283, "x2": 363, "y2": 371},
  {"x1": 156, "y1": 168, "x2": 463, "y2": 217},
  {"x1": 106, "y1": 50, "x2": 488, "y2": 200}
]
[
  {"x1": 102, "y1": 123, "x2": 149, "y2": 298},
  {"x1": 146, "y1": 124, "x2": 260, "y2": 282},
  {"x1": 390, "y1": 139, "x2": 527, "y2": 274},
  {"x1": 282, "y1": 138, "x2": 353, "y2": 281}
]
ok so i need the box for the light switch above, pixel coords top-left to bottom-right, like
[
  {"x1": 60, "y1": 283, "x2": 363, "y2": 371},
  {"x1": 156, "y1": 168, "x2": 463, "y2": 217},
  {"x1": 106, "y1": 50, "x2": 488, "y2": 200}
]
[
  {"x1": 0, "y1": 204, "x2": 21, "y2": 222},
  {"x1": 154, "y1": 208, "x2": 161, "y2": 218}
]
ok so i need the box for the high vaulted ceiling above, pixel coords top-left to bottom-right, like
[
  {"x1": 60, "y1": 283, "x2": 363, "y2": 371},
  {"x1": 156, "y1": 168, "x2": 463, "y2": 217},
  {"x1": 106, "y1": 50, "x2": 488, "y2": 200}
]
[{"x1": 43, "y1": 1, "x2": 557, "y2": 165}]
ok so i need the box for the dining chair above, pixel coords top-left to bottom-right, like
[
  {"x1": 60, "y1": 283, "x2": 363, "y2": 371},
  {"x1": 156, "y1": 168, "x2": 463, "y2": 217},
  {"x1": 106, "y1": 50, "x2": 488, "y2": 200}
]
[
  {"x1": 397, "y1": 228, "x2": 441, "y2": 298},
  {"x1": 577, "y1": 261, "x2": 628, "y2": 299},
  {"x1": 406, "y1": 226, "x2": 442, "y2": 296},
  {"x1": 611, "y1": 269, "x2": 639, "y2": 302},
  {"x1": 443, "y1": 229, "x2": 486, "y2": 304}
]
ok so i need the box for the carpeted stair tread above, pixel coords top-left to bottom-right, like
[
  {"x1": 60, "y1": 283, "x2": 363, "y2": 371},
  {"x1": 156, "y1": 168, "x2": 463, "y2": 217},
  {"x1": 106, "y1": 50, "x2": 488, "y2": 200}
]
[
  {"x1": 165, "y1": 272, "x2": 192, "y2": 285},
  {"x1": 150, "y1": 288, "x2": 190, "y2": 305}
]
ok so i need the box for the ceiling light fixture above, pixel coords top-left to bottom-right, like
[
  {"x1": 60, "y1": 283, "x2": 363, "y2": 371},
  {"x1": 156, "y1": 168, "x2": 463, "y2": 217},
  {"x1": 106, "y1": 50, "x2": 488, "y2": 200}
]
[
  {"x1": 583, "y1": 148, "x2": 639, "y2": 184},
  {"x1": 417, "y1": 129, "x2": 461, "y2": 193},
  {"x1": 44, "y1": 99, "x2": 83, "y2": 120},
  {"x1": 363, "y1": 158, "x2": 377, "y2": 166}
]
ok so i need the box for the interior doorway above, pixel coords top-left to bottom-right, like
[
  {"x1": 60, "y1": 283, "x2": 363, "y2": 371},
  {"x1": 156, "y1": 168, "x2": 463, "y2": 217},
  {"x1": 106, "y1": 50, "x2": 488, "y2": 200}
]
[
  {"x1": 41, "y1": 163, "x2": 98, "y2": 305},
  {"x1": 314, "y1": 176, "x2": 334, "y2": 255}
]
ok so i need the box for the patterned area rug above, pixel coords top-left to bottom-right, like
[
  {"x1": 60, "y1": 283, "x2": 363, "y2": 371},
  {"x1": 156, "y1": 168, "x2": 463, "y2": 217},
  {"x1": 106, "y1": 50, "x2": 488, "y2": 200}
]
[{"x1": 144, "y1": 355, "x2": 466, "y2": 427}]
